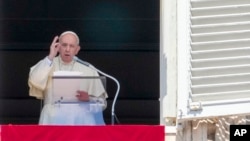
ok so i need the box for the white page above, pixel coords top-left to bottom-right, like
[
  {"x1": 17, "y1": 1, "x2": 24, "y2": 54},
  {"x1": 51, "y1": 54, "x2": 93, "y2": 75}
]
[{"x1": 52, "y1": 71, "x2": 85, "y2": 103}]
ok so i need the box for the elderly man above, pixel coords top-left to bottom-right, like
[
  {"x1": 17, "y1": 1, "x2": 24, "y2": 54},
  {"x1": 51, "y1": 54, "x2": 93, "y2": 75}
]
[{"x1": 28, "y1": 31, "x2": 108, "y2": 125}]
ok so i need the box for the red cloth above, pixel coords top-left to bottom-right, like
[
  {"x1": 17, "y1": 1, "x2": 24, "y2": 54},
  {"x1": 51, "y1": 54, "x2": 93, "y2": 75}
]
[{"x1": 1, "y1": 125, "x2": 164, "y2": 141}]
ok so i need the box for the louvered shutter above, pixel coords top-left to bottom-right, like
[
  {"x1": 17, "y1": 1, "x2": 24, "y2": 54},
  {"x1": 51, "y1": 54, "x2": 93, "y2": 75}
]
[{"x1": 177, "y1": 0, "x2": 250, "y2": 120}]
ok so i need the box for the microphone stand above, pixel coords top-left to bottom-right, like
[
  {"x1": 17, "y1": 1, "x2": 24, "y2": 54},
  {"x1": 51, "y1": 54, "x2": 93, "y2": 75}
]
[{"x1": 74, "y1": 57, "x2": 120, "y2": 125}]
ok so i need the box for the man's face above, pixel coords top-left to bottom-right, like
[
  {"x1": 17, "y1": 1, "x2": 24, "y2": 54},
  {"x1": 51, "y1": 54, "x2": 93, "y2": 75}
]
[{"x1": 58, "y1": 34, "x2": 80, "y2": 63}]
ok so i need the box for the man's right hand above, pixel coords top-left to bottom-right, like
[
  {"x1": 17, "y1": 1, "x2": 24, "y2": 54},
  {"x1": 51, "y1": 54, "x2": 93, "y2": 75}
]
[{"x1": 48, "y1": 36, "x2": 60, "y2": 61}]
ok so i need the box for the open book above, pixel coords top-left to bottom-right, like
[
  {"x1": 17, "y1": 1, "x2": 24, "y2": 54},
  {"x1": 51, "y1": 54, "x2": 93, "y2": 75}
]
[
  {"x1": 52, "y1": 71, "x2": 106, "y2": 103},
  {"x1": 52, "y1": 71, "x2": 84, "y2": 103}
]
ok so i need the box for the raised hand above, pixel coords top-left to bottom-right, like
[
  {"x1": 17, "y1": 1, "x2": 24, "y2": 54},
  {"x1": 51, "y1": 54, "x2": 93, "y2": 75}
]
[{"x1": 48, "y1": 36, "x2": 60, "y2": 61}]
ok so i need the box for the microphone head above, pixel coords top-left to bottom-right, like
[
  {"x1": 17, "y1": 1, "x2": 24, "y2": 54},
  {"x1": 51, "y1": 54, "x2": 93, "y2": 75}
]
[{"x1": 73, "y1": 56, "x2": 90, "y2": 67}]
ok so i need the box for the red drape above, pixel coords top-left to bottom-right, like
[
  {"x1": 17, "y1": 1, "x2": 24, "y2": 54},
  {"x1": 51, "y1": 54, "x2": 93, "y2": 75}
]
[{"x1": 1, "y1": 125, "x2": 164, "y2": 141}]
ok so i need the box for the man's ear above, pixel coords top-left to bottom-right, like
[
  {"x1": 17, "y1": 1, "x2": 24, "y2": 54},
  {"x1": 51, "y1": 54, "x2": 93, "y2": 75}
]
[{"x1": 75, "y1": 45, "x2": 81, "y2": 55}]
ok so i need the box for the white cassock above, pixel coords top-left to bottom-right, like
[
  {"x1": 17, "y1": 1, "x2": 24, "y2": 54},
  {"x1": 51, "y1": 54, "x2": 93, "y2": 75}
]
[{"x1": 28, "y1": 56, "x2": 108, "y2": 125}]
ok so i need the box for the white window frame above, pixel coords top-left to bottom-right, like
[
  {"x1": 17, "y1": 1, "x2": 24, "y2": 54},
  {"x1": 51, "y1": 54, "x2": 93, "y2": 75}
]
[{"x1": 177, "y1": 0, "x2": 250, "y2": 121}]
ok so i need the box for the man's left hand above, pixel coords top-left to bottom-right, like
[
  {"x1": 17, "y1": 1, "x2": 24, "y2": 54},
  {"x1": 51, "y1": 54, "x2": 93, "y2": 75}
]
[{"x1": 76, "y1": 90, "x2": 89, "y2": 101}]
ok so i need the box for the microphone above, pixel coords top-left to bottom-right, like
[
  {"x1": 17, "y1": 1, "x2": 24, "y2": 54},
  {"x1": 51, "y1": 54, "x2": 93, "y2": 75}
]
[
  {"x1": 73, "y1": 56, "x2": 120, "y2": 125},
  {"x1": 73, "y1": 56, "x2": 91, "y2": 67}
]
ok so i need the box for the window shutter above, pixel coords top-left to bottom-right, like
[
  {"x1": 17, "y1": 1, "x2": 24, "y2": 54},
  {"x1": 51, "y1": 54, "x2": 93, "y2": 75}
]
[{"x1": 178, "y1": 0, "x2": 250, "y2": 120}]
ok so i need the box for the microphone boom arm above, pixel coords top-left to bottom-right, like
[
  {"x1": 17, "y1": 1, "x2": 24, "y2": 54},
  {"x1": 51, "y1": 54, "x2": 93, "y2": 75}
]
[
  {"x1": 88, "y1": 65, "x2": 120, "y2": 125},
  {"x1": 74, "y1": 56, "x2": 120, "y2": 125}
]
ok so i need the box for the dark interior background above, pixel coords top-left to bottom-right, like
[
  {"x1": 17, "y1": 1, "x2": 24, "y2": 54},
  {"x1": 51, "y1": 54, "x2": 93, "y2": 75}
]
[{"x1": 0, "y1": 0, "x2": 159, "y2": 125}]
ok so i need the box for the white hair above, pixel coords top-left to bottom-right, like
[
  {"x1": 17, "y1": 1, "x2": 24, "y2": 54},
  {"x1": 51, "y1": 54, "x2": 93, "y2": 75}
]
[{"x1": 59, "y1": 31, "x2": 80, "y2": 45}]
